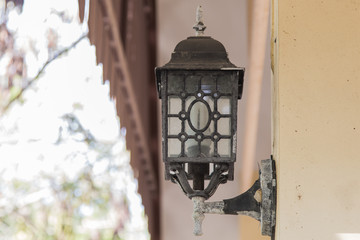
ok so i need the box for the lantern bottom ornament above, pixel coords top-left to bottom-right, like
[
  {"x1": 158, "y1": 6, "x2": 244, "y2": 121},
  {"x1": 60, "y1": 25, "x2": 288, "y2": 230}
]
[{"x1": 168, "y1": 162, "x2": 230, "y2": 199}]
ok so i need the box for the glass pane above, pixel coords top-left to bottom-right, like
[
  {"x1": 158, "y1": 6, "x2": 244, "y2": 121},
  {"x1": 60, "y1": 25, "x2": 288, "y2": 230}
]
[
  {"x1": 218, "y1": 97, "x2": 231, "y2": 114},
  {"x1": 186, "y1": 96, "x2": 214, "y2": 112},
  {"x1": 185, "y1": 96, "x2": 196, "y2": 136},
  {"x1": 218, "y1": 139, "x2": 231, "y2": 157},
  {"x1": 168, "y1": 138, "x2": 181, "y2": 157},
  {"x1": 185, "y1": 75, "x2": 200, "y2": 93},
  {"x1": 185, "y1": 120, "x2": 196, "y2": 137},
  {"x1": 206, "y1": 120, "x2": 214, "y2": 135},
  {"x1": 189, "y1": 101, "x2": 210, "y2": 131},
  {"x1": 204, "y1": 96, "x2": 214, "y2": 112},
  {"x1": 217, "y1": 117, "x2": 231, "y2": 135},
  {"x1": 201, "y1": 76, "x2": 216, "y2": 93},
  {"x1": 168, "y1": 74, "x2": 184, "y2": 93},
  {"x1": 185, "y1": 96, "x2": 196, "y2": 110},
  {"x1": 168, "y1": 97, "x2": 182, "y2": 114},
  {"x1": 168, "y1": 117, "x2": 182, "y2": 135},
  {"x1": 185, "y1": 119, "x2": 214, "y2": 138},
  {"x1": 201, "y1": 139, "x2": 214, "y2": 157},
  {"x1": 185, "y1": 139, "x2": 199, "y2": 157},
  {"x1": 217, "y1": 75, "x2": 232, "y2": 93}
]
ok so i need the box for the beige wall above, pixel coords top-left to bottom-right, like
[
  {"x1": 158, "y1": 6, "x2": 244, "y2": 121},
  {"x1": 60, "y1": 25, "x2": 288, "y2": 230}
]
[
  {"x1": 273, "y1": 0, "x2": 360, "y2": 239},
  {"x1": 157, "y1": 0, "x2": 271, "y2": 240}
]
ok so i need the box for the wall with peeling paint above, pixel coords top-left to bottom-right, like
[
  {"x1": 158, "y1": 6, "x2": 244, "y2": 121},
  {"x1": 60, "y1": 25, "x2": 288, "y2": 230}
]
[{"x1": 273, "y1": 0, "x2": 360, "y2": 239}]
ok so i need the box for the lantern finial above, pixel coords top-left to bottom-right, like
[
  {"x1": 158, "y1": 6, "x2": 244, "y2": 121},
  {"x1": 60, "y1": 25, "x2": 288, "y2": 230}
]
[{"x1": 193, "y1": 6, "x2": 206, "y2": 36}]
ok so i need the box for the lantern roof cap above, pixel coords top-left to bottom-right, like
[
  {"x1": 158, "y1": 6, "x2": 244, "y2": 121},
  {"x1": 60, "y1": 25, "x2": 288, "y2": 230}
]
[
  {"x1": 160, "y1": 36, "x2": 241, "y2": 70},
  {"x1": 174, "y1": 36, "x2": 226, "y2": 54}
]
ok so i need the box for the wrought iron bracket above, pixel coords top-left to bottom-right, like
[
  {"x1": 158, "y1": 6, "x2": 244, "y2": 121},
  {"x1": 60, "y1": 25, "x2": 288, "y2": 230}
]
[{"x1": 192, "y1": 159, "x2": 276, "y2": 237}]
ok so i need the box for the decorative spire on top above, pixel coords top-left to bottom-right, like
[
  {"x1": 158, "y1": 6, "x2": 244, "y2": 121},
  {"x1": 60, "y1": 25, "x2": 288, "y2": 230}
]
[{"x1": 193, "y1": 6, "x2": 206, "y2": 36}]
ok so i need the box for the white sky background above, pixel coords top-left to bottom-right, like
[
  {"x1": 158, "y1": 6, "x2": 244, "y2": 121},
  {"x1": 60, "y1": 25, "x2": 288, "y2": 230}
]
[{"x1": 0, "y1": 0, "x2": 149, "y2": 239}]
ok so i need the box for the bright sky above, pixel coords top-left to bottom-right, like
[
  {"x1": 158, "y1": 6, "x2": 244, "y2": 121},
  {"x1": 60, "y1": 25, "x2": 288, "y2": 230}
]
[{"x1": 0, "y1": 0, "x2": 149, "y2": 239}]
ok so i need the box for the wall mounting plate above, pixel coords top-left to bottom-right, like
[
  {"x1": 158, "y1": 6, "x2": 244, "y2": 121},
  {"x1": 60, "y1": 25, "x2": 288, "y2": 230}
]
[{"x1": 260, "y1": 158, "x2": 277, "y2": 237}]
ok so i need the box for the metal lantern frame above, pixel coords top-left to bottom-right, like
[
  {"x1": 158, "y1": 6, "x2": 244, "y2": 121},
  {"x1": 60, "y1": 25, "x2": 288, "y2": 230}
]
[
  {"x1": 155, "y1": 8, "x2": 277, "y2": 237},
  {"x1": 156, "y1": 36, "x2": 244, "y2": 199}
]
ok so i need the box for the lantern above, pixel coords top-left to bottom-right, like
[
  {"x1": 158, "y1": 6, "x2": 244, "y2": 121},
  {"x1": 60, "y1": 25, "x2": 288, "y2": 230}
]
[
  {"x1": 155, "y1": 7, "x2": 276, "y2": 237},
  {"x1": 155, "y1": 13, "x2": 244, "y2": 200}
]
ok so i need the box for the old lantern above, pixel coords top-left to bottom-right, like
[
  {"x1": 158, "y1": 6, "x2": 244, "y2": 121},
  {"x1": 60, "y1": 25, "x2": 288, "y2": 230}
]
[
  {"x1": 155, "y1": 8, "x2": 244, "y2": 200},
  {"x1": 155, "y1": 7, "x2": 276, "y2": 237}
]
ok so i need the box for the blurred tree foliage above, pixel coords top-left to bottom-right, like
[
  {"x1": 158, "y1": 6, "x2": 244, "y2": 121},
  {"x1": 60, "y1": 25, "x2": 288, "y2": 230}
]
[{"x1": 0, "y1": 113, "x2": 132, "y2": 239}]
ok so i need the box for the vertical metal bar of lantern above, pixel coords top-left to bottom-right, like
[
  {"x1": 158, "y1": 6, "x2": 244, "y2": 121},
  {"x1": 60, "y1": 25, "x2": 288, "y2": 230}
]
[{"x1": 240, "y1": 0, "x2": 271, "y2": 192}]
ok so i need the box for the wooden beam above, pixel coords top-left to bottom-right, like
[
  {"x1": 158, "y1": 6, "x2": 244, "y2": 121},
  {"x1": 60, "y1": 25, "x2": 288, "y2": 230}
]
[
  {"x1": 240, "y1": 0, "x2": 271, "y2": 191},
  {"x1": 101, "y1": 0, "x2": 158, "y2": 194},
  {"x1": 88, "y1": 0, "x2": 97, "y2": 45},
  {"x1": 78, "y1": 0, "x2": 85, "y2": 23}
]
